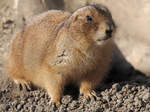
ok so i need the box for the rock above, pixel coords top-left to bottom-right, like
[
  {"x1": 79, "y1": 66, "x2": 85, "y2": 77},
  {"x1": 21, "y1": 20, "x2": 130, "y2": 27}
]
[
  {"x1": 59, "y1": 105, "x2": 67, "y2": 112},
  {"x1": 69, "y1": 101, "x2": 78, "y2": 110},
  {"x1": 0, "y1": 104, "x2": 6, "y2": 111},
  {"x1": 61, "y1": 95, "x2": 72, "y2": 105},
  {"x1": 17, "y1": 104, "x2": 23, "y2": 110},
  {"x1": 143, "y1": 92, "x2": 150, "y2": 101}
]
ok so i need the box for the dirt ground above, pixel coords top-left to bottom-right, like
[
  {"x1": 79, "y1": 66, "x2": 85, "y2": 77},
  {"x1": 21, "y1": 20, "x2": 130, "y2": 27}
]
[{"x1": 0, "y1": 3, "x2": 150, "y2": 112}]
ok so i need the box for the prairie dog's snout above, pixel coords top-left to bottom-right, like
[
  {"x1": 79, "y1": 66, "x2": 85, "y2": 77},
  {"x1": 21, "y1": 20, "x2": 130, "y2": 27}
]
[{"x1": 105, "y1": 21, "x2": 115, "y2": 38}]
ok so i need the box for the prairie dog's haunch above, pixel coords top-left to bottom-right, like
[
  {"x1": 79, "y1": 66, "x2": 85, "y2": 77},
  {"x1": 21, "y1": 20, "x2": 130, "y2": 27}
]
[{"x1": 6, "y1": 4, "x2": 116, "y2": 106}]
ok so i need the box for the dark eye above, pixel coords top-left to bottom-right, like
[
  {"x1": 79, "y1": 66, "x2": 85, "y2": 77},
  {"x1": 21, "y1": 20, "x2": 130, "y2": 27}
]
[{"x1": 86, "y1": 16, "x2": 92, "y2": 22}]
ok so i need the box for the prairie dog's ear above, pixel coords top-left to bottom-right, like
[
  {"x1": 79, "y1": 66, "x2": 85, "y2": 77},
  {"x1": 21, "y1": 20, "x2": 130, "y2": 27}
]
[
  {"x1": 65, "y1": 14, "x2": 78, "y2": 28},
  {"x1": 72, "y1": 15, "x2": 79, "y2": 22}
]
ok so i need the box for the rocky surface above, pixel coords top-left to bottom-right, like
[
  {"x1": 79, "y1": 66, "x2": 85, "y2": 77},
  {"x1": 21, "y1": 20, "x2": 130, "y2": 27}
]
[
  {"x1": 1, "y1": 79, "x2": 150, "y2": 112},
  {"x1": 0, "y1": 1, "x2": 150, "y2": 112}
]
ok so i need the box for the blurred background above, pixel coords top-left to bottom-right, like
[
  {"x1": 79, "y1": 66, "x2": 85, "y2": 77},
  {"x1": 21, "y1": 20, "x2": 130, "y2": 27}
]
[{"x1": 0, "y1": 0, "x2": 150, "y2": 79}]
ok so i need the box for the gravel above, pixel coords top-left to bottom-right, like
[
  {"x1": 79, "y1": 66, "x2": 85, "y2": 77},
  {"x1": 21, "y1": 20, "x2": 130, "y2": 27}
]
[{"x1": 1, "y1": 78, "x2": 150, "y2": 112}]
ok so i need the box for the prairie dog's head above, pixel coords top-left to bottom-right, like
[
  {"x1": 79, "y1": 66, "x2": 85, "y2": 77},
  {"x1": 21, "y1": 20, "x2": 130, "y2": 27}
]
[{"x1": 67, "y1": 4, "x2": 116, "y2": 46}]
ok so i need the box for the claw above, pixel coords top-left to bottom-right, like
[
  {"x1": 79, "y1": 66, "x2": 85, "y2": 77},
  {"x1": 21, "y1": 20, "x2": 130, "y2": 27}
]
[
  {"x1": 14, "y1": 79, "x2": 32, "y2": 91},
  {"x1": 81, "y1": 90, "x2": 97, "y2": 101},
  {"x1": 90, "y1": 90, "x2": 97, "y2": 100},
  {"x1": 49, "y1": 99, "x2": 61, "y2": 107}
]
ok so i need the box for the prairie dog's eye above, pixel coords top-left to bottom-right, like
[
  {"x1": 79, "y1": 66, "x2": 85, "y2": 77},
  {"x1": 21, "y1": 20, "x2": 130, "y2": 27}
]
[{"x1": 86, "y1": 15, "x2": 92, "y2": 22}]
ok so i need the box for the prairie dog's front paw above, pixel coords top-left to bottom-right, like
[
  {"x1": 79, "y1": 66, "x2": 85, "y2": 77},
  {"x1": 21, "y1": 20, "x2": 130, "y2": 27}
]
[
  {"x1": 14, "y1": 79, "x2": 32, "y2": 91},
  {"x1": 80, "y1": 89, "x2": 97, "y2": 101},
  {"x1": 49, "y1": 97, "x2": 61, "y2": 107},
  {"x1": 47, "y1": 85, "x2": 62, "y2": 107}
]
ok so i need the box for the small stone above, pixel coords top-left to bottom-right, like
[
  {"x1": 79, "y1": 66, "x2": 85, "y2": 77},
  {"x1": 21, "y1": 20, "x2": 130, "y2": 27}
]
[
  {"x1": 146, "y1": 104, "x2": 150, "y2": 109},
  {"x1": 95, "y1": 107, "x2": 103, "y2": 112},
  {"x1": 78, "y1": 103, "x2": 84, "y2": 110},
  {"x1": 116, "y1": 93, "x2": 122, "y2": 99},
  {"x1": 116, "y1": 99, "x2": 123, "y2": 104},
  {"x1": 103, "y1": 103, "x2": 109, "y2": 109},
  {"x1": 143, "y1": 92, "x2": 150, "y2": 101},
  {"x1": 112, "y1": 83, "x2": 121, "y2": 91},
  {"x1": 103, "y1": 95, "x2": 111, "y2": 102},
  {"x1": 61, "y1": 95, "x2": 72, "y2": 105},
  {"x1": 34, "y1": 96, "x2": 39, "y2": 102},
  {"x1": 5, "y1": 104, "x2": 10, "y2": 111},
  {"x1": 129, "y1": 110, "x2": 134, "y2": 112},
  {"x1": 59, "y1": 105, "x2": 67, "y2": 112},
  {"x1": 17, "y1": 104, "x2": 23, "y2": 110},
  {"x1": 0, "y1": 104, "x2": 6, "y2": 111},
  {"x1": 69, "y1": 101, "x2": 78, "y2": 110},
  {"x1": 134, "y1": 99, "x2": 142, "y2": 107},
  {"x1": 37, "y1": 105, "x2": 44, "y2": 111}
]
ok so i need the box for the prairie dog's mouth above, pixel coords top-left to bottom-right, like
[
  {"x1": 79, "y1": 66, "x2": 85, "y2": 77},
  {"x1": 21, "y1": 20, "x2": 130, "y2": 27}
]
[
  {"x1": 94, "y1": 30, "x2": 113, "y2": 43},
  {"x1": 96, "y1": 36, "x2": 111, "y2": 42}
]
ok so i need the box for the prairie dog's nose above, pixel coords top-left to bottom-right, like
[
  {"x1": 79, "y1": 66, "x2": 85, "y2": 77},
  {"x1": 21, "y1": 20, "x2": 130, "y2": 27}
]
[
  {"x1": 105, "y1": 29, "x2": 113, "y2": 37},
  {"x1": 105, "y1": 21, "x2": 114, "y2": 37}
]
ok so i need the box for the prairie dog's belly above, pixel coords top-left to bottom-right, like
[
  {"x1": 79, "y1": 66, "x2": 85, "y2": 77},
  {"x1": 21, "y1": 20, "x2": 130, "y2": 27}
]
[{"x1": 46, "y1": 41, "x2": 113, "y2": 82}]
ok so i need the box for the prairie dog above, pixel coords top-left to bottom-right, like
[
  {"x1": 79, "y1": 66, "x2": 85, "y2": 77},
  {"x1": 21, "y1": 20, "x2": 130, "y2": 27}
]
[{"x1": 6, "y1": 4, "x2": 116, "y2": 106}]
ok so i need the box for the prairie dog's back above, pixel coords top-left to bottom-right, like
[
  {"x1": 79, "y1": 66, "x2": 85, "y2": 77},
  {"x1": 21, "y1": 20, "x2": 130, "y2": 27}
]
[{"x1": 9, "y1": 10, "x2": 70, "y2": 74}]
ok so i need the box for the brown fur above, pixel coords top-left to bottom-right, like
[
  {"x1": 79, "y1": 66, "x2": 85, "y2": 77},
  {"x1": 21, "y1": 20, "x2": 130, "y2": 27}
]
[{"x1": 6, "y1": 4, "x2": 116, "y2": 106}]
